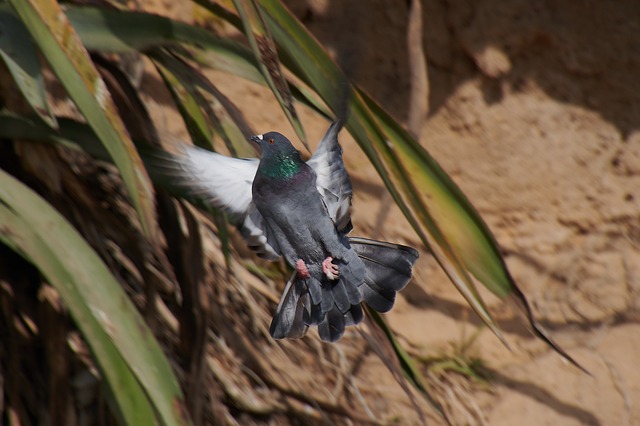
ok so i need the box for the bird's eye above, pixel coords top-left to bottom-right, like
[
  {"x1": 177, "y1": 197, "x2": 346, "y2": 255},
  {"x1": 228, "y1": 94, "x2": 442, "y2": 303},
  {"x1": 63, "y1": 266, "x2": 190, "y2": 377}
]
[{"x1": 268, "y1": 138, "x2": 275, "y2": 144}]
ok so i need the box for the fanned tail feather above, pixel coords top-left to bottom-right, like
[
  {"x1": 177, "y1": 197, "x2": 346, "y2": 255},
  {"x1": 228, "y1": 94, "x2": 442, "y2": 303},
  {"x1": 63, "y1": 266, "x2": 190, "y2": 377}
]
[
  {"x1": 349, "y1": 236, "x2": 420, "y2": 313},
  {"x1": 270, "y1": 264, "x2": 364, "y2": 342}
]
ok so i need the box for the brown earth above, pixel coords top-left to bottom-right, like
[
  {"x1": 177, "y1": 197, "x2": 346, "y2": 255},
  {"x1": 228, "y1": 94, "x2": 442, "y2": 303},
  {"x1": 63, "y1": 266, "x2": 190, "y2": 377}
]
[{"x1": 142, "y1": 1, "x2": 640, "y2": 424}]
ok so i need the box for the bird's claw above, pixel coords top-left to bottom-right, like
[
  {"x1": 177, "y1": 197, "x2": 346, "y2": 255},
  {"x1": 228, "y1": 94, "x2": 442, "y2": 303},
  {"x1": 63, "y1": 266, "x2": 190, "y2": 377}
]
[
  {"x1": 296, "y1": 259, "x2": 311, "y2": 279},
  {"x1": 322, "y1": 257, "x2": 340, "y2": 280}
]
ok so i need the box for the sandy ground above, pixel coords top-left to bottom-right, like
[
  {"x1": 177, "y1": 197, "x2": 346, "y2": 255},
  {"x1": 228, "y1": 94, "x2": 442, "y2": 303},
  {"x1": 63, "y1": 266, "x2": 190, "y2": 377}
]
[{"x1": 142, "y1": 1, "x2": 640, "y2": 424}]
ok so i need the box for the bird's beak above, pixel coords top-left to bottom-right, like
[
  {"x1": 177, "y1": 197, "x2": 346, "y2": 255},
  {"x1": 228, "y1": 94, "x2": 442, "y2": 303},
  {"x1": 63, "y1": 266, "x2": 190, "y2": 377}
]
[{"x1": 250, "y1": 135, "x2": 263, "y2": 145}]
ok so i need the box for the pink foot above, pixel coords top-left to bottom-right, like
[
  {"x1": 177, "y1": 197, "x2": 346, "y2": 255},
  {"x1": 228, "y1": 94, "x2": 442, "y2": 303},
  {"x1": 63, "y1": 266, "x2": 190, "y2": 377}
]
[
  {"x1": 322, "y1": 257, "x2": 340, "y2": 280},
  {"x1": 296, "y1": 259, "x2": 310, "y2": 279}
]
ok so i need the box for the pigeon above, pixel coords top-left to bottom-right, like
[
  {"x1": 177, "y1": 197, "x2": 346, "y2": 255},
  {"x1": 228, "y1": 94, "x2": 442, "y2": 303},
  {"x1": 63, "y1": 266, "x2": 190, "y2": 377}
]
[{"x1": 144, "y1": 120, "x2": 419, "y2": 341}]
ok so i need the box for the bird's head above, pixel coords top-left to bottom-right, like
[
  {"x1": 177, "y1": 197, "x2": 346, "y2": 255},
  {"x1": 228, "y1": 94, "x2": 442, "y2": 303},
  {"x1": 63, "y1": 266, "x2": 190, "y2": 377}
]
[
  {"x1": 250, "y1": 132, "x2": 300, "y2": 159},
  {"x1": 251, "y1": 131, "x2": 305, "y2": 179}
]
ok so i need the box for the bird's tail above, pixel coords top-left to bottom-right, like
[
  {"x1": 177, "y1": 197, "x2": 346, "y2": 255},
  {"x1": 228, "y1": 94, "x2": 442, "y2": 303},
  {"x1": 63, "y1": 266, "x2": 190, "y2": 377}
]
[
  {"x1": 348, "y1": 237, "x2": 420, "y2": 313},
  {"x1": 269, "y1": 237, "x2": 419, "y2": 342},
  {"x1": 268, "y1": 272, "x2": 311, "y2": 340},
  {"x1": 269, "y1": 256, "x2": 365, "y2": 343}
]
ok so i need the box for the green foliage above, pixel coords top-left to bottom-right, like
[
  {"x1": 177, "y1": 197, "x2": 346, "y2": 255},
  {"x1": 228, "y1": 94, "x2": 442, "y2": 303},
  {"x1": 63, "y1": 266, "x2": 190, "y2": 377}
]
[
  {"x1": 6, "y1": 0, "x2": 157, "y2": 242},
  {"x1": 0, "y1": 170, "x2": 187, "y2": 426}
]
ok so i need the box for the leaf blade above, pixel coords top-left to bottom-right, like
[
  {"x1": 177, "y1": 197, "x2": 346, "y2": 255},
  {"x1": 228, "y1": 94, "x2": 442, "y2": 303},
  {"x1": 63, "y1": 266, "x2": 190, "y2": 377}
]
[
  {"x1": 230, "y1": 0, "x2": 308, "y2": 149},
  {"x1": 0, "y1": 169, "x2": 190, "y2": 426},
  {"x1": 150, "y1": 48, "x2": 257, "y2": 157},
  {"x1": 0, "y1": 205, "x2": 157, "y2": 426},
  {"x1": 66, "y1": 5, "x2": 265, "y2": 83},
  {"x1": 0, "y1": 6, "x2": 57, "y2": 128},
  {"x1": 9, "y1": 0, "x2": 158, "y2": 241}
]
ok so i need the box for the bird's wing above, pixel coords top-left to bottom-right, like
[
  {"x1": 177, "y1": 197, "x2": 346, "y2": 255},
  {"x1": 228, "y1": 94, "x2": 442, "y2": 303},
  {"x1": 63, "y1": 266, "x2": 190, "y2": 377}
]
[
  {"x1": 143, "y1": 143, "x2": 258, "y2": 218},
  {"x1": 306, "y1": 120, "x2": 353, "y2": 232},
  {"x1": 240, "y1": 204, "x2": 282, "y2": 261},
  {"x1": 142, "y1": 143, "x2": 281, "y2": 260}
]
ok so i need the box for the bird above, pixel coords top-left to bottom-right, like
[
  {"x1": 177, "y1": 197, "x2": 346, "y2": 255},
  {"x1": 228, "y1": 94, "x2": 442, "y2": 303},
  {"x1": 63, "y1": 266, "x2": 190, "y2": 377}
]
[{"x1": 144, "y1": 120, "x2": 419, "y2": 342}]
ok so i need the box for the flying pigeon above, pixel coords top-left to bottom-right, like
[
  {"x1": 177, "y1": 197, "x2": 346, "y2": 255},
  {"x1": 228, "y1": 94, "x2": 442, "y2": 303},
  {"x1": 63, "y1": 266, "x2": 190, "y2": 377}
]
[{"x1": 145, "y1": 121, "x2": 419, "y2": 342}]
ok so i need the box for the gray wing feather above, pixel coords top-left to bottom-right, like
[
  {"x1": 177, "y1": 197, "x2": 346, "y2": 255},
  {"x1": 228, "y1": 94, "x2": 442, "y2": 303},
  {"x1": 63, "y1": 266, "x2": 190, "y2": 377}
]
[
  {"x1": 307, "y1": 121, "x2": 353, "y2": 232},
  {"x1": 240, "y1": 204, "x2": 281, "y2": 261}
]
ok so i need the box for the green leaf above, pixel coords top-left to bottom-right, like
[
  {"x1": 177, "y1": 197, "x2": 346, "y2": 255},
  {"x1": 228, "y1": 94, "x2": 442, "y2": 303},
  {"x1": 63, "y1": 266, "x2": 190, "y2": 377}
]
[
  {"x1": 360, "y1": 91, "x2": 512, "y2": 297},
  {"x1": 150, "y1": 48, "x2": 256, "y2": 157},
  {"x1": 229, "y1": 0, "x2": 308, "y2": 150},
  {"x1": 0, "y1": 169, "x2": 190, "y2": 426},
  {"x1": 0, "y1": 206, "x2": 155, "y2": 426},
  {"x1": 366, "y1": 307, "x2": 447, "y2": 421},
  {"x1": 0, "y1": 6, "x2": 57, "y2": 127},
  {"x1": 352, "y1": 90, "x2": 509, "y2": 342},
  {"x1": 66, "y1": 6, "x2": 331, "y2": 123},
  {"x1": 65, "y1": 5, "x2": 264, "y2": 84},
  {"x1": 8, "y1": 0, "x2": 157, "y2": 242},
  {"x1": 154, "y1": 55, "x2": 216, "y2": 149},
  {"x1": 359, "y1": 90, "x2": 588, "y2": 372},
  {"x1": 0, "y1": 113, "x2": 109, "y2": 159}
]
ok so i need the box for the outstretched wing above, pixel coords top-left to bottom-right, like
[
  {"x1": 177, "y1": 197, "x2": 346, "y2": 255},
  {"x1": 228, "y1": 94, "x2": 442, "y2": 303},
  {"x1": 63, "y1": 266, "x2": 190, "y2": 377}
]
[
  {"x1": 143, "y1": 143, "x2": 257, "y2": 217},
  {"x1": 306, "y1": 120, "x2": 353, "y2": 232},
  {"x1": 141, "y1": 142, "x2": 281, "y2": 260}
]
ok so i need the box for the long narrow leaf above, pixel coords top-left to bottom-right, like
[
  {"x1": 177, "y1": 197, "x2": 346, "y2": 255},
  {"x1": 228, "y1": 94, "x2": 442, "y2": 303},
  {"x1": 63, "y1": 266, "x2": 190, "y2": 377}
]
[
  {"x1": 0, "y1": 6, "x2": 57, "y2": 128},
  {"x1": 155, "y1": 58, "x2": 216, "y2": 149},
  {"x1": 365, "y1": 307, "x2": 448, "y2": 422},
  {"x1": 359, "y1": 90, "x2": 588, "y2": 371},
  {"x1": 0, "y1": 205, "x2": 156, "y2": 426},
  {"x1": 230, "y1": 0, "x2": 308, "y2": 150},
  {"x1": 360, "y1": 90, "x2": 511, "y2": 297},
  {"x1": 0, "y1": 113, "x2": 109, "y2": 159},
  {"x1": 65, "y1": 6, "x2": 264, "y2": 83},
  {"x1": 0, "y1": 169, "x2": 190, "y2": 426},
  {"x1": 8, "y1": 0, "x2": 157, "y2": 242},
  {"x1": 352, "y1": 91, "x2": 507, "y2": 344},
  {"x1": 65, "y1": 6, "x2": 331, "y2": 124},
  {"x1": 150, "y1": 48, "x2": 256, "y2": 157}
]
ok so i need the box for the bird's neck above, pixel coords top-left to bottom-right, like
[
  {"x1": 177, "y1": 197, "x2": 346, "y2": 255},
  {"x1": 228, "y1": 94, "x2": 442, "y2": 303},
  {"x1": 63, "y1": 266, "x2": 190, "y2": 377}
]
[{"x1": 259, "y1": 153, "x2": 303, "y2": 180}]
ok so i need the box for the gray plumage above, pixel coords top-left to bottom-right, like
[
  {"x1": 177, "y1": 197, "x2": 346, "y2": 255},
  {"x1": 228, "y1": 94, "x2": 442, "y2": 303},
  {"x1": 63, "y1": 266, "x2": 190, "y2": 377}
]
[{"x1": 144, "y1": 121, "x2": 419, "y2": 342}]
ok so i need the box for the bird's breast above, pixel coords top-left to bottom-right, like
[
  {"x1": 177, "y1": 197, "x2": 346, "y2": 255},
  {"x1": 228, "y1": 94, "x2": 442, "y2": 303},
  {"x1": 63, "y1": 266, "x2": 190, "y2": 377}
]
[{"x1": 253, "y1": 164, "x2": 316, "y2": 197}]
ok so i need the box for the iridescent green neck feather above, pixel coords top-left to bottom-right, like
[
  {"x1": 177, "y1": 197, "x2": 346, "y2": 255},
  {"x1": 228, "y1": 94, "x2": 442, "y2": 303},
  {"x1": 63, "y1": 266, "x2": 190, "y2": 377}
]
[{"x1": 260, "y1": 153, "x2": 302, "y2": 179}]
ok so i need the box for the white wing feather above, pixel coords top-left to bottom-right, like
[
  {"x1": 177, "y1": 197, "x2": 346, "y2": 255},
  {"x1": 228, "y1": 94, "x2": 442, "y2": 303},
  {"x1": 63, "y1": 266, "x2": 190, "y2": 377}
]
[
  {"x1": 179, "y1": 145, "x2": 257, "y2": 217},
  {"x1": 143, "y1": 143, "x2": 281, "y2": 259}
]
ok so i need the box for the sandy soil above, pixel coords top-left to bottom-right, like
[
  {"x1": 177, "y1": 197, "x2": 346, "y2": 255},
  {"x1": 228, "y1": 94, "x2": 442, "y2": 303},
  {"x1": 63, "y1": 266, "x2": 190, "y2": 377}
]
[{"x1": 142, "y1": 1, "x2": 640, "y2": 424}]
